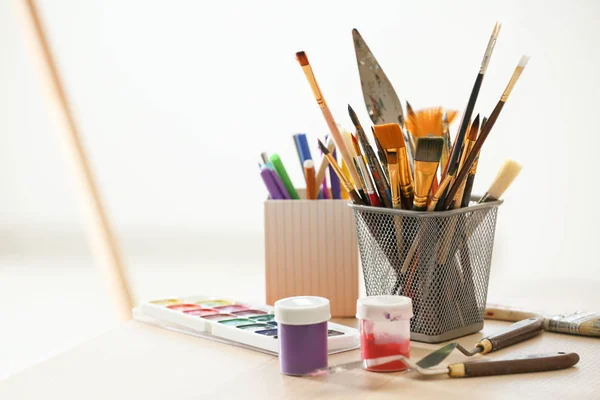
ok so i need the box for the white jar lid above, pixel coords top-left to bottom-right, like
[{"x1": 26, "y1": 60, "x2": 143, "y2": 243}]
[
  {"x1": 356, "y1": 295, "x2": 413, "y2": 321},
  {"x1": 274, "y1": 296, "x2": 331, "y2": 325}
]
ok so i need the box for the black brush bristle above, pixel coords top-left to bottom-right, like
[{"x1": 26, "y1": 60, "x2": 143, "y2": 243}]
[
  {"x1": 348, "y1": 104, "x2": 361, "y2": 127},
  {"x1": 415, "y1": 137, "x2": 444, "y2": 162},
  {"x1": 317, "y1": 139, "x2": 329, "y2": 155}
]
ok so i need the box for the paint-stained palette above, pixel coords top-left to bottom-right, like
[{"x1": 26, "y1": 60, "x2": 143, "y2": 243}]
[{"x1": 135, "y1": 296, "x2": 359, "y2": 355}]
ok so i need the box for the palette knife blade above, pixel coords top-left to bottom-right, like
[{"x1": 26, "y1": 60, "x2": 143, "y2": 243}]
[{"x1": 352, "y1": 28, "x2": 405, "y2": 127}]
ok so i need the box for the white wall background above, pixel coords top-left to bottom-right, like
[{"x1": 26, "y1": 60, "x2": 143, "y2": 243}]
[{"x1": 1, "y1": 0, "x2": 599, "y2": 281}]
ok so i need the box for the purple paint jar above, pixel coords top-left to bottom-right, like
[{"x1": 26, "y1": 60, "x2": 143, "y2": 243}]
[{"x1": 274, "y1": 296, "x2": 331, "y2": 376}]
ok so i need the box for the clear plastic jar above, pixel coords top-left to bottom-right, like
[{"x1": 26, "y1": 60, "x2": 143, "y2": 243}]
[{"x1": 356, "y1": 295, "x2": 413, "y2": 372}]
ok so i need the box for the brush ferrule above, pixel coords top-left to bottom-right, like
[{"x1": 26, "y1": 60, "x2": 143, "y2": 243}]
[
  {"x1": 544, "y1": 311, "x2": 599, "y2": 335},
  {"x1": 398, "y1": 148, "x2": 414, "y2": 208},
  {"x1": 480, "y1": 23, "x2": 500, "y2": 74},
  {"x1": 501, "y1": 66, "x2": 525, "y2": 102},
  {"x1": 413, "y1": 161, "x2": 439, "y2": 210}
]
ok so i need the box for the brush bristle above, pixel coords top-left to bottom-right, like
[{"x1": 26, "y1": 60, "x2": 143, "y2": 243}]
[
  {"x1": 303, "y1": 159, "x2": 314, "y2": 169},
  {"x1": 486, "y1": 159, "x2": 522, "y2": 200},
  {"x1": 414, "y1": 137, "x2": 444, "y2": 162},
  {"x1": 580, "y1": 317, "x2": 600, "y2": 337},
  {"x1": 348, "y1": 104, "x2": 360, "y2": 127},
  {"x1": 406, "y1": 106, "x2": 459, "y2": 138},
  {"x1": 317, "y1": 139, "x2": 329, "y2": 155},
  {"x1": 296, "y1": 51, "x2": 309, "y2": 66},
  {"x1": 467, "y1": 114, "x2": 480, "y2": 141},
  {"x1": 518, "y1": 55, "x2": 530, "y2": 68},
  {"x1": 372, "y1": 124, "x2": 405, "y2": 150}
]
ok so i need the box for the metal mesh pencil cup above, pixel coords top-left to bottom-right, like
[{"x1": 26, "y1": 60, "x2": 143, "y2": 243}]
[{"x1": 350, "y1": 198, "x2": 503, "y2": 343}]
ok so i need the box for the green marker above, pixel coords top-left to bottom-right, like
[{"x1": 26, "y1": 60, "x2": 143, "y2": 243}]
[{"x1": 270, "y1": 154, "x2": 299, "y2": 199}]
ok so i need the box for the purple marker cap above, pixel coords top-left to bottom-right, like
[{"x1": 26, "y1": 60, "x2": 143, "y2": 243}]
[
  {"x1": 270, "y1": 169, "x2": 290, "y2": 199},
  {"x1": 261, "y1": 168, "x2": 285, "y2": 200}
]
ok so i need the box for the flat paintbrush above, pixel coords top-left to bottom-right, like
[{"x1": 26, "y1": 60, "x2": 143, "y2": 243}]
[
  {"x1": 438, "y1": 22, "x2": 501, "y2": 207},
  {"x1": 296, "y1": 51, "x2": 367, "y2": 203},
  {"x1": 464, "y1": 159, "x2": 522, "y2": 239},
  {"x1": 479, "y1": 159, "x2": 522, "y2": 203},
  {"x1": 412, "y1": 137, "x2": 444, "y2": 211},
  {"x1": 441, "y1": 55, "x2": 529, "y2": 210},
  {"x1": 348, "y1": 105, "x2": 393, "y2": 208},
  {"x1": 372, "y1": 124, "x2": 413, "y2": 209},
  {"x1": 485, "y1": 304, "x2": 600, "y2": 338},
  {"x1": 317, "y1": 139, "x2": 365, "y2": 205}
]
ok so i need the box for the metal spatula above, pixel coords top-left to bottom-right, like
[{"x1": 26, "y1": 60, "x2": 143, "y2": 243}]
[
  {"x1": 417, "y1": 317, "x2": 544, "y2": 369},
  {"x1": 307, "y1": 352, "x2": 579, "y2": 378}
]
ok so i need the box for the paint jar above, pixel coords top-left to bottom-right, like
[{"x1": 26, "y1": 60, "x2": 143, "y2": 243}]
[
  {"x1": 274, "y1": 296, "x2": 331, "y2": 376},
  {"x1": 356, "y1": 295, "x2": 413, "y2": 372}
]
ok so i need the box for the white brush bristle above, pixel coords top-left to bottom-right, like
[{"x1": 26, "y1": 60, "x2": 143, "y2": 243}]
[
  {"x1": 487, "y1": 159, "x2": 522, "y2": 200},
  {"x1": 303, "y1": 159, "x2": 314, "y2": 169},
  {"x1": 518, "y1": 55, "x2": 530, "y2": 68}
]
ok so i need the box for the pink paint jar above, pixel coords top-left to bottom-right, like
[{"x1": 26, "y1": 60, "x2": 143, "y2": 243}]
[
  {"x1": 275, "y1": 296, "x2": 331, "y2": 376},
  {"x1": 356, "y1": 295, "x2": 413, "y2": 372}
]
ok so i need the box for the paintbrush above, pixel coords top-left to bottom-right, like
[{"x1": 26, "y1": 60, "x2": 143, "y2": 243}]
[
  {"x1": 355, "y1": 156, "x2": 381, "y2": 207},
  {"x1": 373, "y1": 124, "x2": 414, "y2": 209},
  {"x1": 451, "y1": 115, "x2": 480, "y2": 208},
  {"x1": 296, "y1": 51, "x2": 367, "y2": 204},
  {"x1": 486, "y1": 304, "x2": 600, "y2": 338},
  {"x1": 461, "y1": 116, "x2": 487, "y2": 207},
  {"x1": 406, "y1": 104, "x2": 459, "y2": 192},
  {"x1": 428, "y1": 174, "x2": 453, "y2": 211},
  {"x1": 348, "y1": 105, "x2": 393, "y2": 208},
  {"x1": 464, "y1": 159, "x2": 522, "y2": 239},
  {"x1": 479, "y1": 159, "x2": 522, "y2": 203},
  {"x1": 412, "y1": 137, "x2": 444, "y2": 211},
  {"x1": 441, "y1": 55, "x2": 529, "y2": 210},
  {"x1": 440, "y1": 110, "x2": 452, "y2": 176},
  {"x1": 405, "y1": 105, "x2": 459, "y2": 140},
  {"x1": 317, "y1": 139, "x2": 365, "y2": 205},
  {"x1": 372, "y1": 130, "x2": 390, "y2": 184},
  {"x1": 438, "y1": 22, "x2": 501, "y2": 207},
  {"x1": 313, "y1": 138, "x2": 337, "y2": 198}
]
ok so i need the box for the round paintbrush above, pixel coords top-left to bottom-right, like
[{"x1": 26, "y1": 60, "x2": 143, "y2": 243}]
[
  {"x1": 296, "y1": 51, "x2": 367, "y2": 204},
  {"x1": 441, "y1": 55, "x2": 529, "y2": 210}
]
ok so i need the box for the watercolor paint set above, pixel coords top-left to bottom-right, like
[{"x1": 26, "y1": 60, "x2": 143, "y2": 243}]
[{"x1": 134, "y1": 296, "x2": 359, "y2": 355}]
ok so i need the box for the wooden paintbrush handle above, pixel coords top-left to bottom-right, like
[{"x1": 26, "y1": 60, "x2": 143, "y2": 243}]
[
  {"x1": 477, "y1": 317, "x2": 544, "y2": 354},
  {"x1": 19, "y1": 0, "x2": 134, "y2": 319},
  {"x1": 448, "y1": 352, "x2": 579, "y2": 378},
  {"x1": 485, "y1": 304, "x2": 540, "y2": 322}
]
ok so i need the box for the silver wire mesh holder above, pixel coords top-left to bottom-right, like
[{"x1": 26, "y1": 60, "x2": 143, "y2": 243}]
[{"x1": 349, "y1": 197, "x2": 503, "y2": 343}]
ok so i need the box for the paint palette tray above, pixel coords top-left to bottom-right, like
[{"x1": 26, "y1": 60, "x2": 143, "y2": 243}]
[{"x1": 134, "y1": 296, "x2": 359, "y2": 355}]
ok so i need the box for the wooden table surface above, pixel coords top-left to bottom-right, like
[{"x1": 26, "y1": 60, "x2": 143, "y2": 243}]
[{"x1": 1, "y1": 315, "x2": 598, "y2": 399}]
